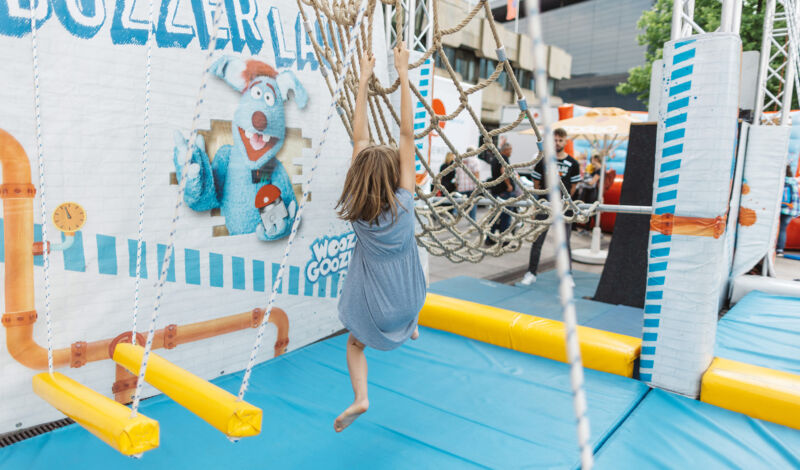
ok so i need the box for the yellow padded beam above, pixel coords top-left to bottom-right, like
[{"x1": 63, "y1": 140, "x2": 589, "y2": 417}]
[
  {"x1": 701, "y1": 357, "x2": 800, "y2": 430},
  {"x1": 113, "y1": 343, "x2": 262, "y2": 438},
  {"x1": 419, "y1": 293, "x2": 641, "y2": 377},
  {"x1": 32, "y1": 372, "x2": 159, "y2": 456}
]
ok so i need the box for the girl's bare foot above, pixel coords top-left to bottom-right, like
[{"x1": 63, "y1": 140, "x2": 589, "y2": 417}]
[
  {"x1": 411, "y1": 326, "x2": 419, "y2": 340},
  {"x1": 334, "y1": 399, "x2": 369, "y2": 432}
]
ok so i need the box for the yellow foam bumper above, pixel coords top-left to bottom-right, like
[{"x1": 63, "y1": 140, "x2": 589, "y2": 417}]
[
  {"x1": 32, "y1": 372, "x2": 159, "y2": 456},
  {"x1": 701, "y1": 357, "x2": 800, "y2": 430},
  {"x1": 113, "y1": 343, "x2": 262, "y2": 438},
  {"x1": 419, "y1": 293, "x2": 641, "y2": 377}
]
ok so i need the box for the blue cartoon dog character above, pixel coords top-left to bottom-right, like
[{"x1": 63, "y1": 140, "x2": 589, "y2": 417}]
[{"x1": 173, "y1": 57, "x2": 308, "y2": 241}]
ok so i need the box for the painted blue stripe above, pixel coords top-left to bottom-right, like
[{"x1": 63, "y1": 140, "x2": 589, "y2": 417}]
[
  {"x1": 644, "y1": 319, "x2": 660, "y2": 328},
  {"x1": 63, "y1": 231, "x2": 86, "y2": 272},
  {"x1": 648, "y1": 276, "x2": 666, "y2": 286},
  {"x1": 672, "y1": 48, "x2": 696, "y2": 65},
  {"x1": 272, "y1": 263, "x2": 282, "y2": 294},
  {"x1": 304, "y1": 277, "x2": 315, "y2": 296},
  {"x1": 330, "y1": 273, "x2": 340, "y2": 298},
  {"x1": 644, "y1": 304, "x2": 662, "y2": 314},
  {"x1": 253, "y1": 260, "x2": 265, "y2": 292},
  {"x1": 96, "y1": 235, "x2": 117, "y2": 275},
  {"x1": 641, "y1": 346, "x2": 656, "y2": 355},
  {"x1": 128, "y1": 239, "x2": 147, "y2": 279},
  {"x1": 414, "y1": 112, "x2": 426, "y2": 120},
  {"x1": 662, "y1": 144, "x2": 683, "y2": 158},
  {"x1": 670, "y1": 65, "x2": 693, "y2": 80},
  {"x1": 318, "y1": 276, "x2": 327, "y2": 297},
  {"x1": 651, "y1": 234, "x2": 672, "y2": 244},
  {"x1": 34, "y1": 224, "x2": 43, "y2": 266},
  {"x1": 658, "y1": 175, "x2": 680, "y2": 188},
  {"x1": 420, "y1": 90, "x2": 428, "y2": 97},
  {"x1": 648, "y1": 262, "x2": 668, "y2": 273},
  {"x1": 640, "y1": 373, "x2": 653, "y2": 381},
  {"x1": 665, "y1": 113, "x2": 688, "y2": 127},
  {"x1": 650, "y1": 248, "x2": 671, "y2": 258},
  {"x1": 663, "y1": 129, "x2": 685, "y2": 143},
  {"x1": 289, "y1": 266, "x2": 300, "y2": 295},
  {"x1": 660, "y1": 159, "x2": 682, "y2": 172},
  {"x1": 232, "y1": 257, "x2": 245, "y2": 290},
  {"x1": 156, "y1": 244, "x2": 176, "y2": 282},
  {"x1": 0, "y1": 219, "x2": 4, "y2": 263},
  {"x1": 420, "y1": 67, "x2": 430, "y2": 76},
  {"x1": 646, "y1": 291, "x2": 664, "y2": 300},
  {"x1": 185, "y1": 249, "x2": 201, "y2": 285},
  {"x1": 413, "y1": 123, "x2": 425, "y2": 130},
  {"x1": 654, "y1": 205, "x2": 676, "y2": 215},
  {"x1": 209, "y1": 253, "x2": 224, "y2": 288},
  {"x1": 675, "y1": 39, "x2": 696, "y2": 48},
  {"x1": 415, "y1": 102, "x2": 424, "y2": 109},
  {"x1": 643, "y1": 332, "x2": 659, "y2": 341},
  {"x1": 669, "y1": 81, "x2": 691, "y2": 97},
  {"x1": 656, "y1": 190, "x2": 678, "y2": 202},
  {"x1": 419, "y1": 79, "x2": 429, "y2": 87},
  {"x1": 667, "y1": 97, "x2": 690, "y2": 112},
  {"x1": 640, "y1": 359, "x2": 655, "y2": 368}
]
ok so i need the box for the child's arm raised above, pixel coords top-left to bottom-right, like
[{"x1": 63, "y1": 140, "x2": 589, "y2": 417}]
[
  {"x1": 351, "y1": 54, "x2": 375, "y2": 161},
  {"x1": 395, "y1": 41, "x2": 415, "y2": 192}
]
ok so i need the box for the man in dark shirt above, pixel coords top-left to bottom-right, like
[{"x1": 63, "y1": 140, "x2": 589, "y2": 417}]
[
  {"x1": 485, "y1": 141, "x2": 516, "y2": 245},
  {"x1": 521, "y1": 128, "x2": 581, "y2": 285}
]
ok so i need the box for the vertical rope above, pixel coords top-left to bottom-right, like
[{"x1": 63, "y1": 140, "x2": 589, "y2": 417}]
[
  {"x1": 528, "y1": 3, "x2": 592, "y2": 469},
  {"x1": 237, "y1": 0, "x2": 369, "y2": 401},
  {"x1": 130, "y1": 0, "x2": 227, "y2": 416},
  {"x1": 29, "y1": 0, "x2": 53, "y2": 374},
  {"x1": 131, "y1": 0, "x2": 156, "y2": 348}
]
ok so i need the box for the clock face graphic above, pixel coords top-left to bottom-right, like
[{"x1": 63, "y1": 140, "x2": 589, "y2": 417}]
[{"x1": 52, "y1": 202, "x2": 86, "y2": 234}]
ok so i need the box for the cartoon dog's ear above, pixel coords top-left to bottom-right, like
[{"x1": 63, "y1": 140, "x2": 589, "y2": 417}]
[
  {"x1": 277, "y1": 70, "x2": 309, "y2": 109},
  {"x1": 211, "y1": 56, "x2": 248, "y2": 92}
]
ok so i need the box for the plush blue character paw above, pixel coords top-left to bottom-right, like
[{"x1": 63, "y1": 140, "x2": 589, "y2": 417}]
[{"x1": 173, "y1": 132, "x2": 220, "y2": 211}]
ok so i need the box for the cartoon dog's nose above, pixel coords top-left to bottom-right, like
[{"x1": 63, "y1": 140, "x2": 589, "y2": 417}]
[{"x1": 252, "y1": 112, "x2": 268, "y2": 131}]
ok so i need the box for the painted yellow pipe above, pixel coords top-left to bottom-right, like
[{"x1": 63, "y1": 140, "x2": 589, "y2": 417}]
[
  {"x1": 113, "y1": 343, "x2": 262, "y2": 438},
  {"x1": 419, "y1": 293, "x2": 641, "y2": 377},
  {"x1": 32, "y1": 372, "x2": 159, "y2": 456},
  {"x1": 701, "y1": 357, "x2": 800, "y2": 430}
]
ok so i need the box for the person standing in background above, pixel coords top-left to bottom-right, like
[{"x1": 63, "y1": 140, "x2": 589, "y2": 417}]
[
  {"x1": 485, "y1": 140, "x2": 516, "y2": 246},
  {"x1": 778, "y1": 164, "x2": 800, "y2": 256},
  {"x1": 455, "y1": 147, "x2": 481, "y2": 219}
]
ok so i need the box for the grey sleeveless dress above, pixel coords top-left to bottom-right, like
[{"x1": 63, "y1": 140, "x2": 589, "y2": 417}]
[{"x1": 338, "y1": 188, "x2": 427, "y2": 350}]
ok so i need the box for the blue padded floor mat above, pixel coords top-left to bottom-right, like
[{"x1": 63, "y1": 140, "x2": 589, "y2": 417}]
[
  {"x1": 593, "y1": 388, "x2": 800, "y2": 469},
  {"x1": 715, "y1": 290, "x2": 800, "y2": 375},
  {"x1": 0, "y1": 328, "x2": 648, "y2": 470}
]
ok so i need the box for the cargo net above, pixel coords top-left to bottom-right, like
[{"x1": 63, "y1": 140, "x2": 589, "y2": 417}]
[{"x1": 297, "y1": 0, "x2": 596, "y2": 262}]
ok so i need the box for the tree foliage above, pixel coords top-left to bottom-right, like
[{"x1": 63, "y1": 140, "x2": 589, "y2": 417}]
[{"x1": 617, "y1": 0, "x2": 783, "y2": 107}]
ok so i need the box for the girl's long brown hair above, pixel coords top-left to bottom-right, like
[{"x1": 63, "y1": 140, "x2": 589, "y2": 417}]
[{"x1": 337, "y1": 145, "x2": 402, "y2": 224}]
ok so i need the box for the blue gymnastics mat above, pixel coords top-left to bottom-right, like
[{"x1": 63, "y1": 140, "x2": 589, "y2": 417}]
[
  {"x1": 593, "y1": 388, "x2": 800, "y2": 469},
  {"x1": 0, "y1": 328, "x2": 648, "y2": 470},
  {"x1": 715, "y1": 290, "x2": 800, "y2": 375}
]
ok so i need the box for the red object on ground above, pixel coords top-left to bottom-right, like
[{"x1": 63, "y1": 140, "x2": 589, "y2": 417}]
[
  {"x1": 600, "y1": 175, "x2": 624, "y2": 233},
  {"x1": 786, "y1": 217, "x2": 800, "y2": 250},
  {"x1": 558, "y1": 104, "x2": 574, "y2": 157}
]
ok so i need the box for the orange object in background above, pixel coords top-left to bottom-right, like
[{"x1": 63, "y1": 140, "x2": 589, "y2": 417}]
[
  {"x1": 786, "y1": 217, "x2": 800, "y2": 250},
  {"x1": 600, "y1": 175, "x2": 624, "y2": 232},
  {"x1": 558, "y1": 104, "x2": 574, "y2": 157}
]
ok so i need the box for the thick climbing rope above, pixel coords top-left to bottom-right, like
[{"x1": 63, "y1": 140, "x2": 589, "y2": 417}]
[
  {"x1": 29, "y1": 0, "x2": 53, "y2": 374},
  {"x1": 237, "y1": 0, "x2": 371, "y2": 401},
  {"x1": 529, "y1": 4, "x2": 593, "y2": 469},
  {"x1": 299, "y1": 0, "x2": 598, "y2": 263},
  {"x1": 130, "y1": 0, "x2": 156, "y2": 348},
  {"x1": 129, "y1": 0, "x2": 228, "y2": 416}
]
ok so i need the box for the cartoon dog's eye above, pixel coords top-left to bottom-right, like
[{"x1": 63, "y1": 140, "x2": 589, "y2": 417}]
[
  {"x1": 264, "y1": 90, "x2": 276, "y2": 106},
  {"x1": 250, "y1": 87, "x2": 263, "y2": 99}
]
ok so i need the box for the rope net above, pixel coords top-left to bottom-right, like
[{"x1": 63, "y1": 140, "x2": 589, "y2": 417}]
[{"x1": 297, "y1": 0, "x2": 597, "y2": 263}]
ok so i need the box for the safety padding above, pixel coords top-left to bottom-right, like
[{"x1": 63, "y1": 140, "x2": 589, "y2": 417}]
[
  {"x1": 701, "y1": 357, "x2": 800, "y2": 430},
  {"x1": 419, "y1": 293, "x2": 641, "y2": 377},
  {"x1": 113, "y1": 343, "x2": 262, "y2": 438},
  {"x1": 32, "y1": 372, "x2": 159, "y2": 456}
]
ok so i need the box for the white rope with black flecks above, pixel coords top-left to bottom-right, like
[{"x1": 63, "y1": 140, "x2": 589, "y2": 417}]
[
  {"x1": 29, "y1": 0, "x2": 53, "y2": 374},
  {"x1": 529, "y1": 3, "x2": 592, "y2": 469},
  {"x1": 237, "y1": 0, "x2": 369, "y2": 401},
  {"x1": 130, "y1": 0, "x2": 156, "y2": 349},
  {"x1": 129, "y1": 0, "x2": 227, "y2": 417}
]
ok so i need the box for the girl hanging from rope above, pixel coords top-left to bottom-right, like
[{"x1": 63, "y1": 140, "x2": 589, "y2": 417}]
[{"x1": 333, "y1": 40, "x2": 426, "y2": 433}]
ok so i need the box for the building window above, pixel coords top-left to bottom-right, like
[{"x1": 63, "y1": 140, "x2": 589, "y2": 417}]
[
  {"x1": 480, "y1": 58, "x2": 498, "y2": 80},
  {"x1": 435, "y1": 46, "x2": 457, "y2": 70}
]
